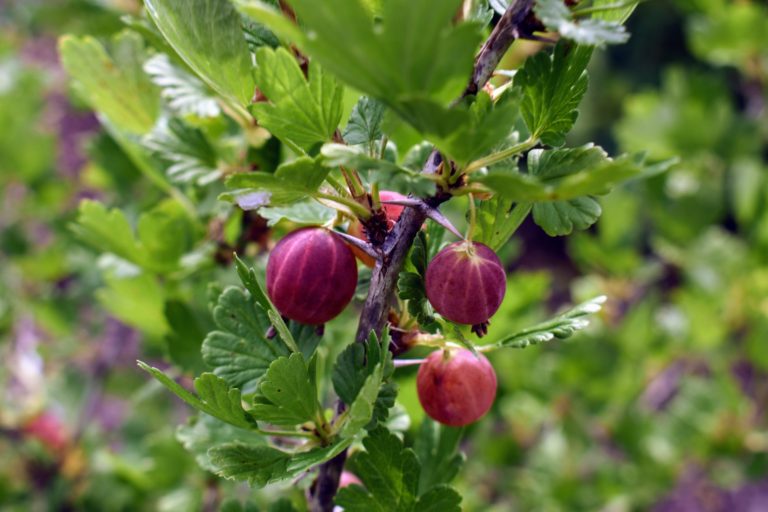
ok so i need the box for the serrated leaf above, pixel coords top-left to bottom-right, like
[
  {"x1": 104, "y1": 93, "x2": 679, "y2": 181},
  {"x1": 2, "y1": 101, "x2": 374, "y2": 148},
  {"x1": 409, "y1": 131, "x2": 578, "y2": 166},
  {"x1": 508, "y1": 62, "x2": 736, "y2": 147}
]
[
  {"x1": 59, "y1": 31, "x2": 159, "y2": 134},
  {"x1": 73, "y1": 199, "x2": 195, "y2": 274},
  {"x1": 242, "y1": 16, "x2": 280, "y2": 51},
  {"x1": 535, "y1": 0, "x2": 630, "y2": 46},
  {"x1": 232, "y1": 255, "x2": 302, "y2": 354},
  {"x1": 251, "y1": 353, "x2": 321, "y2": 426},
  {"x1": 320, "y1": 144, "x2": 435, "y2": 194},
  {"x1": 209, "y1": 438, "x2": 352, "y2": 487},
  {"x1": 164, "y1": 300, "x2": 207, "y2": 373},
  {"x1": 490, "y1": 295, "x2": 606, "y2": 349},
  {"x1": 224, "y1": 156, "x2": 330, "y2": 207},
  {"x1": 177, "y1": 414, "x2": 267, "y2": 474},
  {"x1": 337, "y1": 427, "x2": 461, "y2": 511},
  {"x1": 143, "y1": 117, "x2": 221, "y2": 185},
  {"x1": 236, "y1": 0, "x2": 482, "y2": 118},
  {"x1": 514, "y1": 42, "x2": 593, "y2": 146},
  {"x1": 343, "y1": 96, "x2": 385, "y2": 147},
  {"x1": 138, "y1": 362, "x2": 254, "y2": 429},
  {"x1": 144, "y1": 53, "x2": 221, "y2": 118},
  {"x1": 145, "y1": 0, "x2": 255, "y2": 109},
  {"x1": 414, "y1": 419, "x2": 465, "y2": 494},
  {"x1": 420, "y1": 89, "x2": 522, "y2": 166},
  {"x1": 259, "y1": 201, "x2": 336, "y2": 227},
  {"x1": 475, "y1": 196, "x2": 532, "y2": 251},
  {"x1": 251, "y1": 47, "x2": 343, "y2": 151},
  {"x1": 397, "y1": 232, "x2": 439, "y2": 332},
  {"x1": 532, "y1": 196, "x2": 602, "y2": 236},
  {"x1": 201, "y1": 286, "x2": 290, "y2": 395}
]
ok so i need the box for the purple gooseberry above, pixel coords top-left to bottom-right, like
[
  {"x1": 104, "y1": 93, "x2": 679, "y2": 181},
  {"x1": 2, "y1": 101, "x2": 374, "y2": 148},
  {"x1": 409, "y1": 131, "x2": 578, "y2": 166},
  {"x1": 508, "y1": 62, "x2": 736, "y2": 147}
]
[
  {"x1": 266, "y1": 227, "x2": 357, "y2": 325},
  {"x1": 425, "y1": 241, "x2": 506, "y2": 326},
  {"x1": 417, "y1": 348, "x2": 497, "y2": 426}
]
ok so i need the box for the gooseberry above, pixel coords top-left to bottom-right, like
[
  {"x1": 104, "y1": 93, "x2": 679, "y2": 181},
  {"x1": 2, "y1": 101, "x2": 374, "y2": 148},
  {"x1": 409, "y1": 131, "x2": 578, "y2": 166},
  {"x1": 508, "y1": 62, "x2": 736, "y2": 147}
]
[
  {"x1": 425, "y1": 241, "x2": 506, "y2": 326},
  {"x1": 416, "y1": 348, "x2": 497, "y2": 426},
  {"x1": 266, "y1": 227, "x2": 357, "y2": 325}
]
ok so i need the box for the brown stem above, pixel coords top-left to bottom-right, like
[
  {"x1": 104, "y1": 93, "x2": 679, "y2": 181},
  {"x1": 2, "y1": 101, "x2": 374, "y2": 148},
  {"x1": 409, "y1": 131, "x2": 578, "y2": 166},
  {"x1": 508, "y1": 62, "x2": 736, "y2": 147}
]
[
  {"x1": 464, "y1": 0, "x2": 539, "y2": 97},
  {"x1": 307, "y1": 3, "x2": 536, "y2": 510}
]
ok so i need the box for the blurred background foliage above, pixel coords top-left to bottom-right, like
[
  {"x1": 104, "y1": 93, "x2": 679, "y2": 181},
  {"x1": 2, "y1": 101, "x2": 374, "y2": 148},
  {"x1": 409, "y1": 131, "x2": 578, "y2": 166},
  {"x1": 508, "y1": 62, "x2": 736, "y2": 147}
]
[{"x1": 1, "y1": 0, "x2": 767, "y2": 510}]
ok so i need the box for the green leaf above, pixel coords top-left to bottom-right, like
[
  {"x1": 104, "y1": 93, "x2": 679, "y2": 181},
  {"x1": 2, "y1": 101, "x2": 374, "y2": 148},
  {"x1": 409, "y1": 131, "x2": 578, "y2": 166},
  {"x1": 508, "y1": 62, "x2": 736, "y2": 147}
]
[
  {"x1": 251, "y1": 47, "x2": 344, "y2": 151},
  {"x1": 532, "y1": 197, "x2": 602, "y2": 236},
  {"x1": 490, "y1": 295, "x2": 606, "y2": 349},
  {"x1": 476, "y1": 146, "x2": 665, "y2": 236},
  {"x1": 259, "y1": 201, "x2": 336, "y2": 227},
  {"x1": 71, "y1": 200, "x2": 143, "y2": 266},
  {"x1": 333, "y1": 329, "x2": 394, "y2": 437},
  {"x1": 208, "y1": 438, "x2": 351, "y2": 487},
  {"x1": 143, "y1": 117, "x2": 221, "y2": 185},
  {"x1": 236, "y1": 0, "x2": 482, "y2": 110},
  {"x1": 397, "y1": 231, "x2": 440, "y2": 332},
  {"x1": 343, "y1": 96, "x2": 386, "y2": 146},
  {"x1": 413, "y1": 419, "x2": 465, "y2": 494},
  {"x1": 138, "y1": 363, "x2": 255, "y2": 430},
  {"x1": 535, "y1": 0, "x2": 629, "y2": 46},
  {"x1": 59, "y1": 31, "x2": 159, "y2": 134},
  {"x1": 251, "y1": 353, "x2": 321, "y2": 426},
  {"x1": 420, "y1": 89, "x2": 522, "y2": 166},
  {"x1": 232, "y1": 255, "x2": 302, "y2": 355},
  {"x1": 145, "y1": 0, "x2": 255, "y2": 109},
  {"x1": 224, "y1": 156, "x2": 331, "y2": 207},
  {"x1": 177, "y1": 414, "x2": 267, "y2": 473},
  {"x1": 242, "y1": 16, "x2": 280, "y2": 51},
  {"x1": 144, "y1": 53, "x2": 221, "y2": 118},
  {"x1": 332, "y1": 329, "x2": 390, "y2": 406},
  {"x1": 202, "y1": 286, "x2": 290, "y2": 395},
  {"x1": 514, "y1": 42, "x2": 593, "y2": 146},
  {"x1": 320, "y1": 144, "x2": 434, "y2": 194},
  {"x1": 73, "y1": 199, "x2": 197, "y2": 273},
  {"x1": 337, "y1": 428, "x2": 462, "y2": 511},
  {"x1": 164, "y1": 300, "x2": 207, "y2": 373},
  {"x1": 96, "y1": 273, "x2": 169, "y2": 338},
  {"x1": 475, "y1": 196, "x2": 532, "y2": 251}
]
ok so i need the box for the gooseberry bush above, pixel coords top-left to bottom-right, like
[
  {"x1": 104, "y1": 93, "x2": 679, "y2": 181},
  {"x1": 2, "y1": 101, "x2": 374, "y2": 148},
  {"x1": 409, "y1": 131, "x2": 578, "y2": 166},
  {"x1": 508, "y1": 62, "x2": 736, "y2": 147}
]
[{"x1": 59, "y1": 0, "x2": 672, "y2": 510}]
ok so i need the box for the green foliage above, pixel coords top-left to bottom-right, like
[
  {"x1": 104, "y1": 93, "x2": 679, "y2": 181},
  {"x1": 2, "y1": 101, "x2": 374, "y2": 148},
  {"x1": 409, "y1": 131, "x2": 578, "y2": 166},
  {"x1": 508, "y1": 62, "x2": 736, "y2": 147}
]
[
  {"x1": 224, "y1": 157, "x2": 331, "y2": 208},
  {"x1": 514, "y1": 43, "x2": 592, "y2": 146},
  {"x1": 474, "y1": 196, "x2": 532, "y2": 251},
  {"x1": 209, "y1": 439, "x2": 351, "y2": 487},
  {"x1": 336, "y1": 428, "x2": 462, "y2": 511},
  {"x1": 201, "y1": 286, "x2": 290, "y2": 394},
  {"x1": 477, "y1": 145, "x2": 673, "y2": 235},
  {"x1": 251, "y1": 47, "x2": 344, "y2": 152},
  {"x1": 535, "y1": 0, "x2": 629, "y2": 46},
  {"x1": 413, "y1": 420, "x2": 465, "y2": 494},
  {"x1": 138, "y1": 363, "x2": 255, "y2": 430},
  {"x1": 72, "y1": 199, "x2": 197, "y2": 273},
  {"x1": 251, "y1": 353, "x2": 321, "y2": 427},
  {"x1": 145, "y1": 0, "x2": 255, "y2": 110},
  {"x1": 343, "y1": 96, "x2": 386, "y2": 147},
  {"x1": 489, "y1": 295, "x2": 606, "y2": 349},
  {"x1": 143, "y1": 53, "x2": 221, "y2": 118},
  {"x1": 143, "y1": 117, "x2": 221, "y2": 185},
  {"x1": 398, "y1": 231, "x2": 440, "y2": 332},
  {"x1": 59, "y1": 31, "x2": 159, "y2": 134},
  {"x1": 236, "y1": 0, "x2": 482, "y2": 116}
]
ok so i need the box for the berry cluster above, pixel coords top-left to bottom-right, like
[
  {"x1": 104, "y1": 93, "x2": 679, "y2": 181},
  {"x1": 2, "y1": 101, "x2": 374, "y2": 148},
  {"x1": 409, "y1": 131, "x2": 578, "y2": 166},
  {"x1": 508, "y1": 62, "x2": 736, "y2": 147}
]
[{"x1": 265, "y1": 192, "x2": 505, "y2": 426}]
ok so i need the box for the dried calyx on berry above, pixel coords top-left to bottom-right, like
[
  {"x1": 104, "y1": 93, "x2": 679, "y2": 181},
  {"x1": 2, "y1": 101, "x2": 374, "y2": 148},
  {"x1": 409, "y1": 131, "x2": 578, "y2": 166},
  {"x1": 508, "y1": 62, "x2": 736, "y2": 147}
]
[
  {"x1": 425, "y1": 241, "x2": 506, "y2": 334},
  {"x1": 266, "y1": 227, "x2": 358, "y2": 325},
  {"x1": 348, "y1": 190, "x2": 407, "y2": 266},
  {"x1": 417, "y1": 348, "x2": 497, "y2": 427}
]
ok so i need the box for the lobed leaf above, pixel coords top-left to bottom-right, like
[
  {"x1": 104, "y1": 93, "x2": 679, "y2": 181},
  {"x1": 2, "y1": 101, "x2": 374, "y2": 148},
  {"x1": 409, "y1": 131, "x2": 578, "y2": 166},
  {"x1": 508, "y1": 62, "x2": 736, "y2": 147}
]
[{"x1": 490, "y1": 295, "x2": 607, "y2": 349}]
